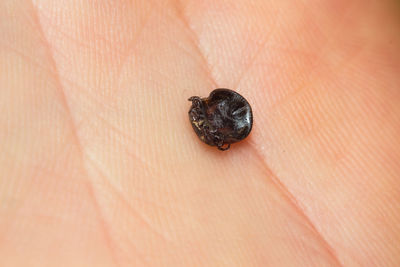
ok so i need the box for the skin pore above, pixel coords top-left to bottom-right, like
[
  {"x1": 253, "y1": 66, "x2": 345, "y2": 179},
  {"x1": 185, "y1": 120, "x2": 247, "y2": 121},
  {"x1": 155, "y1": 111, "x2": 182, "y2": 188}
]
[{"x1": 0, "y1": 0, "x2": 400, "y2": 266}]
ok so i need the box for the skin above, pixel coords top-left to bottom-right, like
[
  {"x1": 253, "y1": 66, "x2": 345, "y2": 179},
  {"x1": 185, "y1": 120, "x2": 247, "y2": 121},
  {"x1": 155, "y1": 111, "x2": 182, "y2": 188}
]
[{"x1": 0, "y1": 0, "x2": 399, "y2": 266}]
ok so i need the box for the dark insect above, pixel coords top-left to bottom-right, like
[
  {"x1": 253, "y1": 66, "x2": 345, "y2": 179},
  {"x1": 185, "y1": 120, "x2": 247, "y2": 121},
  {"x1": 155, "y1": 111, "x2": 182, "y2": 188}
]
[{"x1": 188, "y1": 88, "x2": 253, "y2": 151}]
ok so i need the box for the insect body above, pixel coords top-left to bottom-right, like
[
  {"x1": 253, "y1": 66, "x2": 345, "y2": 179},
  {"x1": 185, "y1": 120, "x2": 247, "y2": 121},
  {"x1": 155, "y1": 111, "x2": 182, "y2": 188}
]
[{"x1": 188, "y1": 89, "x2": 253, "y2": 151}]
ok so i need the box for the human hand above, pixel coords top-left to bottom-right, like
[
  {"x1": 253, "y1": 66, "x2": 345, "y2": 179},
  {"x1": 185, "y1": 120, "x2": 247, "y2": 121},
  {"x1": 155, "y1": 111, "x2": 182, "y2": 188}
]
[{"x1": 1, "y1": 0, "x2": 399, "y2": 266}]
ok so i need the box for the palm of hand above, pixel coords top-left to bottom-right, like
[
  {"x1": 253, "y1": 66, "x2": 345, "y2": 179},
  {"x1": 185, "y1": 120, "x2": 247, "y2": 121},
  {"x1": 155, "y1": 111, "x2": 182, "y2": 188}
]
[{"x1": 1, "y1": 0, "x2": 399, "y2": 266}]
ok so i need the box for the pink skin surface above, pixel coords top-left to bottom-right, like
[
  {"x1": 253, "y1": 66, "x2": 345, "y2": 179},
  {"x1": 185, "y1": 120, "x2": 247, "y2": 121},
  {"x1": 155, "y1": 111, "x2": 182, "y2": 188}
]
[{"x1": 1, "y1": 0, "x2": 400, "y2": 266}]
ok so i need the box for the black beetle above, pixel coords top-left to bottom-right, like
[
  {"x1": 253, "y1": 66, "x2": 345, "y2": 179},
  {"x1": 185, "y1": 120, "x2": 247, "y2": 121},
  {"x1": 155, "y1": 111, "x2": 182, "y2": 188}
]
[{"x1": 188, "y1": 88, "x2": 253, "y2": 151}]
